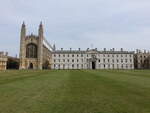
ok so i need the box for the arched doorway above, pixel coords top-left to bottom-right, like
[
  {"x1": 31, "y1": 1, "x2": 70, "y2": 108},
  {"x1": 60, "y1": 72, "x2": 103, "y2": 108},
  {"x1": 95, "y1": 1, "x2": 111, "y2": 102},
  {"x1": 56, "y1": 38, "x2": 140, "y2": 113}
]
[
  {"x1": 29, "y1": 63, "x2": 33, "y2": 69},
  {"x1": 92, "y1": 61, "x2": 96, "y2": 69},
  {"x1": 91, "y1": 54, "x2": 97, "y2": 70}
]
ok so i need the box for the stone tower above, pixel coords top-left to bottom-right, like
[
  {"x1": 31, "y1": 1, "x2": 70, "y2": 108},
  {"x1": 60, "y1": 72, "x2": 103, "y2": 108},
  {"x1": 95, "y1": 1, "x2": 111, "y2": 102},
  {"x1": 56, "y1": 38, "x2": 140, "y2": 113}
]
[
  {"x1": 38, "y1": 22, "x2": 44, "y2": 70},
  {"x1": 19, "y1": 22, "x2": 26, "y2": 69},
  {"x1": 19, "y1": 22, "x2": 53, "y2": 70}
]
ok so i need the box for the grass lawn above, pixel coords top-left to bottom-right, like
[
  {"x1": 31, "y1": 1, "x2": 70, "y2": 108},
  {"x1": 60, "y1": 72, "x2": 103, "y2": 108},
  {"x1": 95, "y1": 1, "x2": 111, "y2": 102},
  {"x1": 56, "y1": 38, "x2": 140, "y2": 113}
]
[{"x1": 0, "y1": 70, "x2": 150, "y2": 113}]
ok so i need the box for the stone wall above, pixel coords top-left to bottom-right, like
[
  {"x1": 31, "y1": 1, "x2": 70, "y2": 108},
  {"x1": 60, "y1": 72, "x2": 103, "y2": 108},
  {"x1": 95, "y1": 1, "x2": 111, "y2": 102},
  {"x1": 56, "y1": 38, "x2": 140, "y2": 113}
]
[{"x1": 0, "y1": 52, "x2": 8, "y2": 70}]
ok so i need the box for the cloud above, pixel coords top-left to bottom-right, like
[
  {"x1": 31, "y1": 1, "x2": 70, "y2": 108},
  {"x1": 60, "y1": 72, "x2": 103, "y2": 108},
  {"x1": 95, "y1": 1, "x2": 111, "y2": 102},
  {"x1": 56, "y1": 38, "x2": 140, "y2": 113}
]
[{"x1": 0, "y1": 0, "x2": 150, "y2": 55}]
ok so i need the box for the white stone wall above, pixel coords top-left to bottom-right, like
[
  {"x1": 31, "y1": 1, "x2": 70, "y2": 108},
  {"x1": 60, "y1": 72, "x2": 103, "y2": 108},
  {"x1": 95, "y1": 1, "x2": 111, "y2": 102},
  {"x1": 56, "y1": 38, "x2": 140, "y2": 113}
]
[
  {"x1": 95, "y1": 54, "x2": 134, "y2": 69},
  {"x1": 51, "y1": 51, "x2": 134, "y2": 70},
  {"x1": 51, "y1": 53, "x2": 88, "y2": 69},
  {"x1": 0, "y1": 55, "x2": 8, "y2": 70}
]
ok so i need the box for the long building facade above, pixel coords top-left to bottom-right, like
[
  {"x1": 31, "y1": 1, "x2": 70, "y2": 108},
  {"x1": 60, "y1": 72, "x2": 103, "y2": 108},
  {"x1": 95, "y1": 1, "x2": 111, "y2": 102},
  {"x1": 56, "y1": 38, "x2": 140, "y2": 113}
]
[
  {"x1": 51, "y1": 48, "x2": 134, "y2": 70},
  {"x1": 19, "y1": 23, "x2": 135, "y2": 70}
]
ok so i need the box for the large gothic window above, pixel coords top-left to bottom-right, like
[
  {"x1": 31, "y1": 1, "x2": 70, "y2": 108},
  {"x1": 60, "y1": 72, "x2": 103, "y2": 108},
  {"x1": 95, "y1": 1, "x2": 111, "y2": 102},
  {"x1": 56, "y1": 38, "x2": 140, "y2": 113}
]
[{"x1": 26, "y1": 43, "x2": 37, "y2": 58}]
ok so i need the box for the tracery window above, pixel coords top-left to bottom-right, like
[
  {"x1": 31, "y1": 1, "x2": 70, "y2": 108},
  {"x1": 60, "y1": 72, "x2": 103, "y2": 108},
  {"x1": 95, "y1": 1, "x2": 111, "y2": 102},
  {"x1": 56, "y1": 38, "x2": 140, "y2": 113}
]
[{"x1": 26, "y1": 43, "x2": 37, "y2": 58}]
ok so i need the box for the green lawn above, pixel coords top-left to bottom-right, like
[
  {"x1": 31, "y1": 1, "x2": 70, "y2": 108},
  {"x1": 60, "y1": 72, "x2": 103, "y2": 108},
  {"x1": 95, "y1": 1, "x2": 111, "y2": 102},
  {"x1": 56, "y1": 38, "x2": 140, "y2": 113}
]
[{"x1": 0, "y1": 70, "x2": 150, "y2": 113}]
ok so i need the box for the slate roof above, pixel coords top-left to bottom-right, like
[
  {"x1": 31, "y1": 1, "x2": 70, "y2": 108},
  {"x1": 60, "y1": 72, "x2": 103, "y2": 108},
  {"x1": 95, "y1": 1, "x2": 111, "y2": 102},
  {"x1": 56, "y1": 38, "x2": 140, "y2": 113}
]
[{"x1": 52, "y1": 49, "x2": 134, "y2": 54}]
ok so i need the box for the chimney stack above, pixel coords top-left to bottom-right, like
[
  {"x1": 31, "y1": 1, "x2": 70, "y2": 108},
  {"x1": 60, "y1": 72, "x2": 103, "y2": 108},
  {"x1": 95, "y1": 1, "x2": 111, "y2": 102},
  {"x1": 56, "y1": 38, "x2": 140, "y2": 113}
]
[
  {"x1": 136, "y1": 49, "x2": 139, "y2": 53},
  {"x1": 112, "y1": 48, "x2": 115, "y2": 51},
  {"x1": 104, "y1": 48, "x2": 106, "y2": 51},
  {"x1": 5, "y1": 52, "x2": 8, "y2": 56},
  {"x1": 121, "y1": 48, "x2": 123, "y2": 51}
]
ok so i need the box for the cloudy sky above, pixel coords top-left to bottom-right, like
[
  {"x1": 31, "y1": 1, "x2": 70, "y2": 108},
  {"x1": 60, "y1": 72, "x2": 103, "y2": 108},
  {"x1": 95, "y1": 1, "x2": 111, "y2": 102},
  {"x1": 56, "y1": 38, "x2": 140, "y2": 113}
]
[{"x1": 0, "y1": 0, "x2": 150, "y2": 56}]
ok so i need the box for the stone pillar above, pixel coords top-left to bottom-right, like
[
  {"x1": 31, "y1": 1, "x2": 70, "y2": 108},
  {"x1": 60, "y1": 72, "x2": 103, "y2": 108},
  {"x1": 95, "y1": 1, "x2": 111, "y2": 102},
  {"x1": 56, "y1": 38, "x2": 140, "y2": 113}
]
[
  {"x1": 19, "y1": 22, "x2": 26, "y2": 69},
  {"x1": 38, "y1": 22, "x2": 44, "y2": 70}
]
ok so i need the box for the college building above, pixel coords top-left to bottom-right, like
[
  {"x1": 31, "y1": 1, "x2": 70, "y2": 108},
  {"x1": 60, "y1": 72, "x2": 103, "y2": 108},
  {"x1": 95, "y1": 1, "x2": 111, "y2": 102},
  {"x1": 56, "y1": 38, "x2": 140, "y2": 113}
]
[
  {"x1": 19, "y1": 22, "x2": 54, "y2": 70},
  {"x1": 134, "y1": 49, "x2": 150, "y2": 69},
  {"x1": 19, "y1": 22, "x2": 135, "y2": 70},
  {"x1": 0, "y1": 52, "x2": 8, "y2": 70},
  {"x1": 51, "y1": 48, "x2": 134, "y2": 70}
]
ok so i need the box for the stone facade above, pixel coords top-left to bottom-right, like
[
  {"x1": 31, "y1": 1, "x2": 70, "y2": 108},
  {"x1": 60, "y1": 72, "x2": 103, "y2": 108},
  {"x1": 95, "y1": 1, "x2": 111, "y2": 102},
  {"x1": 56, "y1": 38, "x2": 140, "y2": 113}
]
[
  {"x1": 19, "y1": 23, "x2": 135, "y2": 70},
  {"x1": 19, "y1": 22, "x2": 53, "y2": 70},
  {"x1": 0, "y1": 52, "x2": 8, "y2": 70},
  {"x1": 20, "y1": 23, "x2": 150, "y2": 70},
  {"x1": 134, "y1": 50, "x2": 150, "y2": 69},
  {"x1": 51, "y1": 48, "x2": 134, "y2": 70}
]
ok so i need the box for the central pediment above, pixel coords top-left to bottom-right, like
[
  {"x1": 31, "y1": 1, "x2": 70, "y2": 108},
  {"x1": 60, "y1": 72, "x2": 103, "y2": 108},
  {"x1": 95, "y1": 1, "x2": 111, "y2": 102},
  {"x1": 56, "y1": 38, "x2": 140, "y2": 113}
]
[{"x1": 86, "y1": 49, "x2": 98, "y2": 54}]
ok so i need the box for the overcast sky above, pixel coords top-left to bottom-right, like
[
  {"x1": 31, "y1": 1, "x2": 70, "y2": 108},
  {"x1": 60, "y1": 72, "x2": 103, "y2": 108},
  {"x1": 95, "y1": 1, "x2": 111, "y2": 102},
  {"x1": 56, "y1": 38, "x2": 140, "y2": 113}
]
[{"x1": 0, "y1": 0, "x2": 150, "y2": 56}]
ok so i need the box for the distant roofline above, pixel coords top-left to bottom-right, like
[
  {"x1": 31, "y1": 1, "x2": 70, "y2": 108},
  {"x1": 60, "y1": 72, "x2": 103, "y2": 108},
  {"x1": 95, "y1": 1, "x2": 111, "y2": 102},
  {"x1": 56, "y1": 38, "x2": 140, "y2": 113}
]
[{"x1": 52, "y1": 49, "x2": 134, "y2": 54}]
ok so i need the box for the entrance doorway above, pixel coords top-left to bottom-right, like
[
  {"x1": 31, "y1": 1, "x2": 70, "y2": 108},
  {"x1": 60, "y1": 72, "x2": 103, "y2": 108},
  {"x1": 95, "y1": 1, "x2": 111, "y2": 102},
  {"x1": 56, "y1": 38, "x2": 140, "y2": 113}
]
[
  {"x1": 29, "y1": 63, "x2": 33, "y2": 69},
  {"x1": 92, "y1": 61, "x2": 96, "y2": 69}
]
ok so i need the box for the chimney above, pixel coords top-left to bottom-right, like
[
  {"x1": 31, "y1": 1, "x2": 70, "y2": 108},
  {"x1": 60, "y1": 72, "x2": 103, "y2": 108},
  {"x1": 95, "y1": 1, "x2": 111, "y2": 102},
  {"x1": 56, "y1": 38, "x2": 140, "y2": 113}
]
[
  {"x1": 95, "y1": 48, "x2": 97, "y2": 51},
  {"x1": 78, "y1": 48, "x2": 80, "y2": 51},
  {"x1": 136, "y1": 49, "x2": 139, "y2": 53},
  {"x1": 1, "y1": 51, "x2": 4, "y2": 55},
  {"x1": 104, "y1": 48, "x2": 106, "y2": 51},
  {"x1": 5, "y1": 52, "x2": 8, "y2": 56},
  {"x1": 53, "y1": 44, "x2": 56, "y2": 51},
  {"x1": 87, "y1": 48, "x2": 89, "y2": 51},
  {"x1": 112, "y1": 48, "x2": 115, "y2": 51},
  {"x1": 121, "y1": 48, "x2": 123, "y2": 51}
]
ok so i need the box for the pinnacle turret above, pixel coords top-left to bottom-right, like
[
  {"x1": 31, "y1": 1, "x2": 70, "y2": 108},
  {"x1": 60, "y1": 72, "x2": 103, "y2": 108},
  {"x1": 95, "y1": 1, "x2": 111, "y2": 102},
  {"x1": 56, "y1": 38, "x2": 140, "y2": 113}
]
[
  {"x1": 38, "y1": 22, "x2": 43, "y2": 37},
  {"x1": 21, "y1": 21, "x2": 26, "y2": 37},
  {"x1": 22, "y1": 21, "x2": 26, "y2": 28},
  {"x1": 53, "y1": 44, "x2": 56, "y2": 51}
]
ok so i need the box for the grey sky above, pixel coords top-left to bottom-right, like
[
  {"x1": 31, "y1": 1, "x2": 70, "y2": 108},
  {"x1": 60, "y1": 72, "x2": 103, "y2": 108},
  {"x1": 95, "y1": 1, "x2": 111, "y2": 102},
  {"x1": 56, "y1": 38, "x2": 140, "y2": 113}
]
[{"x1": 0, "y1": 0, "x2": 150, "y2": 56}]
